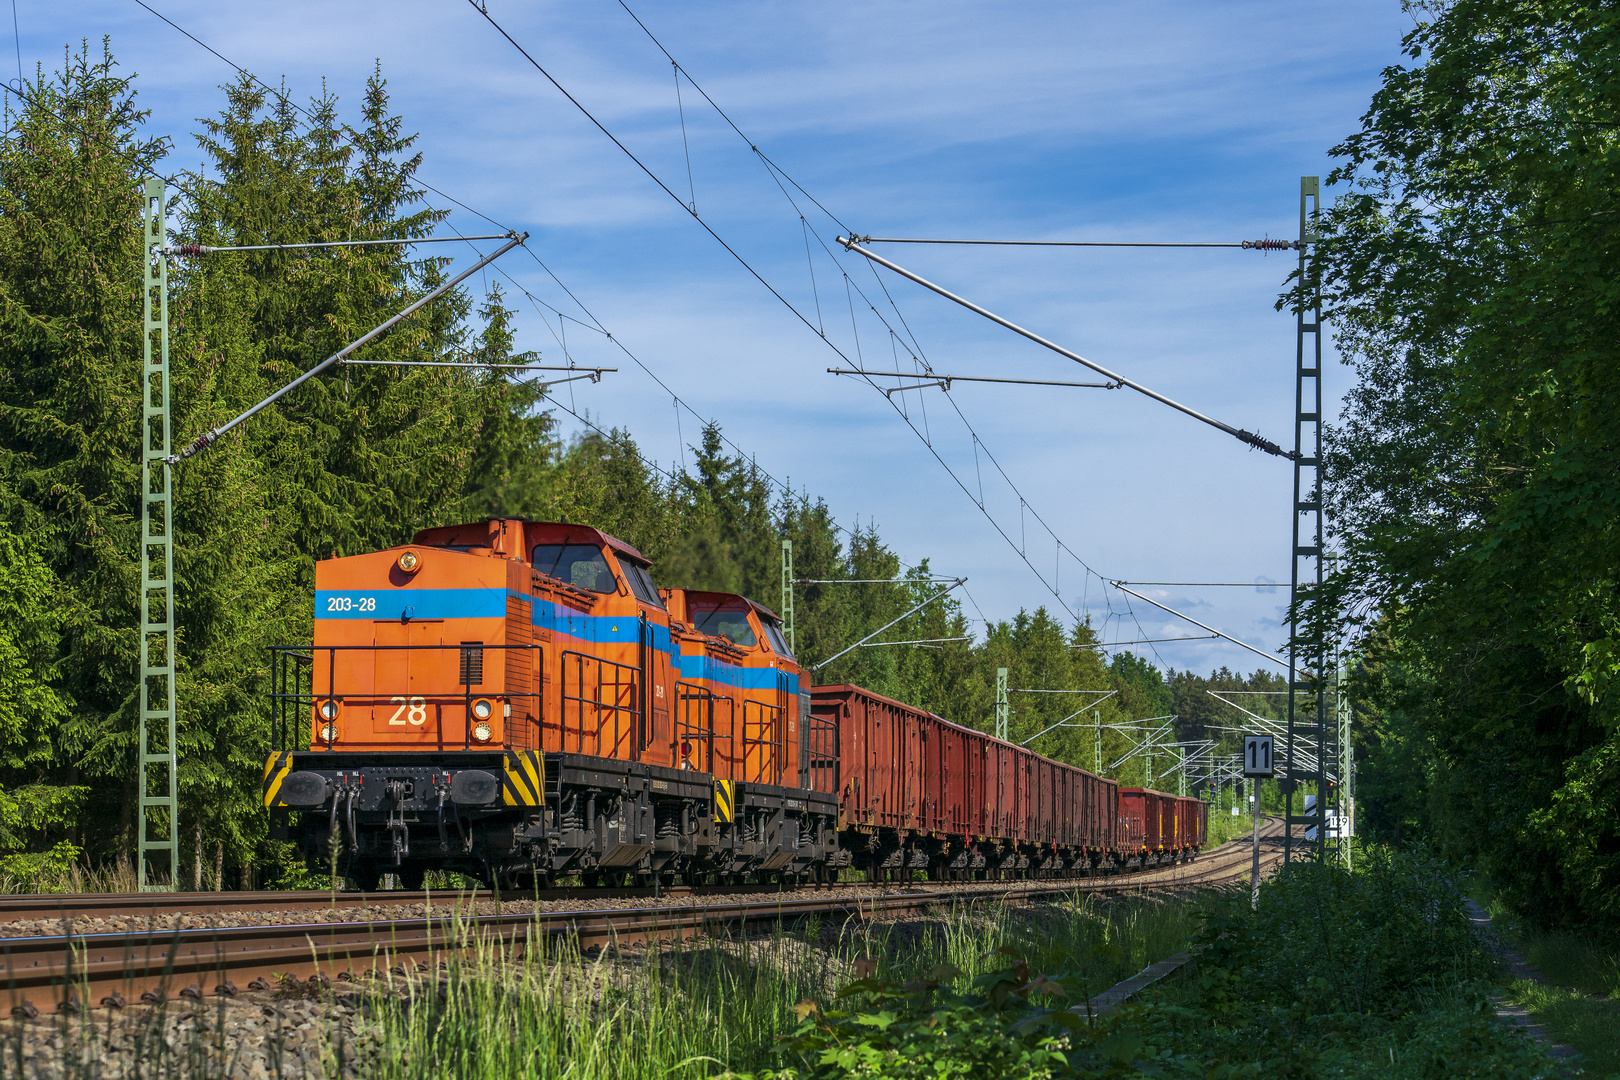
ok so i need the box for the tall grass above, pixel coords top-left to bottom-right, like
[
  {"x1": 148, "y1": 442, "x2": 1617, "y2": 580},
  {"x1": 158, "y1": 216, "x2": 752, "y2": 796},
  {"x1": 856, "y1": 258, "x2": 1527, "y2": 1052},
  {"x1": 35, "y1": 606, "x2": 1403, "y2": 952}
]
[
  {"x1": 356, "y1": 889, "x2": 1206, "y2": 1079},
  {"x1": 0, "y1": 889, "x2": 1208, "y2": 1078},
  {"x1": 0, "y1": 854, "x2": 140, "y2": 895}
]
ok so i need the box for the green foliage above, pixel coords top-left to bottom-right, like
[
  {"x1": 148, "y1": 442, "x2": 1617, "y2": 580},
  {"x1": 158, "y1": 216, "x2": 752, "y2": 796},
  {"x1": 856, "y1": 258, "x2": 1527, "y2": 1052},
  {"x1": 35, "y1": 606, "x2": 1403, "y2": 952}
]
[
  {"x1": 720, "y1": 892, "x2": 1209, "y2": 1080},
  {"x1": 1299, "y1": 0, "x2": 1620, "y2": 933},
  {"x1": 732, "y1": 858, "x2": 1559, "y2": 1079},
  {"x1": 759, "y1": 957, "x2": 1100, "y2": 1080},
  {"x1": 1197, "y1": 850, "x2": 1491, "y2": 1015},
  {"x1": 1117, "y1": 850, "x2": 1560, "y2": 1079},
  {"x1": 0, "y1": 518, "x2": 73, "y2": 769}
]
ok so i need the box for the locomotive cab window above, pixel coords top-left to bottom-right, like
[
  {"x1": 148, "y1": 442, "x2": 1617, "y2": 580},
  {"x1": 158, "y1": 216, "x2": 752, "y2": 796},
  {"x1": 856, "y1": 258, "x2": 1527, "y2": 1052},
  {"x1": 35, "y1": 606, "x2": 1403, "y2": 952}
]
[
  {"x1": 761, "y1": 616, "x2": 793, "y2": 659},
  {"x1": 531, "y1": 544, "x2": 618, "y2": 594},
  {"x1": 689, "y1": 603, "x2": 757, "y2": 647},
  {"x1": 622, "y1": 560, "x2": 665, "y2": 608}
]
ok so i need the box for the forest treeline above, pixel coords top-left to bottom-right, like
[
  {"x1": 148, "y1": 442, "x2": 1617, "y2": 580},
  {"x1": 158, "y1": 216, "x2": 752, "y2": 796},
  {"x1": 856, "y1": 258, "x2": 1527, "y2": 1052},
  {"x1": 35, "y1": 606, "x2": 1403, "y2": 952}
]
[
  {"x1": 1311, "y1": 1, "x2": 1620, "y2": 936},
  {"x1": 0, "y1": 46, "x2": 1274, "y2": 888}
]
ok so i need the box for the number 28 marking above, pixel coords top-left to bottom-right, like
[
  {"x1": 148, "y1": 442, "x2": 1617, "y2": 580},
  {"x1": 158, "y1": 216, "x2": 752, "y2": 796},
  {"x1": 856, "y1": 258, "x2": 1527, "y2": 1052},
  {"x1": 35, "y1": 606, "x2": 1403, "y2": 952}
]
[{"x1": 388, "y1": 696, "x2": 428, "y2": 726}]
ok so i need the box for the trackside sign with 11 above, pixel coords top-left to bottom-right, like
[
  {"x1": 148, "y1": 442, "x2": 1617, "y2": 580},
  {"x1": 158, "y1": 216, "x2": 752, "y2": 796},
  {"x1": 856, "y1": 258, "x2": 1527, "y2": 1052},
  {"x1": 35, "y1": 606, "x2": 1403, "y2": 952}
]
[{"x1": 1243, "y1": 735, "x2": 1275, "y2": 778}]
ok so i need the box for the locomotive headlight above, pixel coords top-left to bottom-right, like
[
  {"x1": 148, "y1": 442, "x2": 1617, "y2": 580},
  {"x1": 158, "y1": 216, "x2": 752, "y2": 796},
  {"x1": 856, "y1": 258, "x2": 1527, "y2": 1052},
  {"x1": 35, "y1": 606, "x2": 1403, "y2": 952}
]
[
  {"x1": 472, "y1": 698, "x2": 493, "y2": 720},
  {"x1": 319, "y1": 723, "x2": 339, "y2": 743},
  {"x1": 397, "y1": 549, "x2": 421, "y2": 574},
  {"x1": 472, "y1": 721, "x2": 493, "y2": 743},
  {"x1": 319, "y1": 699, "x2": 340, "y2": 721}
]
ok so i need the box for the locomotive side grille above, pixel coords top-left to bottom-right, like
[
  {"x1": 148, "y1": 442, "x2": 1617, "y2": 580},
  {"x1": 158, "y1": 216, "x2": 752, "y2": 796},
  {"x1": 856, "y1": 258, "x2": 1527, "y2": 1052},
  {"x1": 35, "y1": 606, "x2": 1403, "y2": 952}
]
[
  {"x1": 505, "y1": 598, "x2": 534, "y2": 751},
  {"x1": 459, "y1": 642, "x2": 484, "y2": 686}
]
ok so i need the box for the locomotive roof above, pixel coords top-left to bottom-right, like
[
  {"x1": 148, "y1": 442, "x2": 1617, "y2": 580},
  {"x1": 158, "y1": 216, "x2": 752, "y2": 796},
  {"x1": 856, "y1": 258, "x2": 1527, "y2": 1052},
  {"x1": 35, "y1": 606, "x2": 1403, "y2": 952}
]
[
  {"x1": 676, "y1": 588, "x2": 784, "y2": 623},
  {"x1": 411, "y1": 519, "x2": 651, "y2": 565}
]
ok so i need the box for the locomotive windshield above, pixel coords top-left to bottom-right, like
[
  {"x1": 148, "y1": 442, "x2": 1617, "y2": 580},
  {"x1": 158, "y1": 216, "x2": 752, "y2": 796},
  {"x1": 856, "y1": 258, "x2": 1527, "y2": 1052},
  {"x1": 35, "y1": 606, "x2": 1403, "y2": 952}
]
[
  {"x1": 531, "y1": 543, "x2": 617, "y2": 593},
  {"x1": 689, "y1": 602, "x2": 757, "y2": 647}
]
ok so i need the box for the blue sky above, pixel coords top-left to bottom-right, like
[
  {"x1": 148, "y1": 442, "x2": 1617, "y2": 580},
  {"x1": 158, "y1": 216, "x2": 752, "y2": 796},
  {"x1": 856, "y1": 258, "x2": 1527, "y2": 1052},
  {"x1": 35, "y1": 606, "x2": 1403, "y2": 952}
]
[{"x1": 19, "y1": 1, "x2": 1415, "y2": 676}]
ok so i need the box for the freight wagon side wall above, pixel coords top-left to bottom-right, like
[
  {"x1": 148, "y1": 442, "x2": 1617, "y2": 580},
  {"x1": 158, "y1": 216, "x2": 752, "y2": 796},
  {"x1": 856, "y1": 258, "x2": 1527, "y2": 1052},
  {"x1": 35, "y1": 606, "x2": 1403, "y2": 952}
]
[
  {"x1": 817, "y1": 683, "x2": 1122, "y2": 859},
  {"x1": 1118, "y1": 789, "x2": 1145, "y2": 851}
]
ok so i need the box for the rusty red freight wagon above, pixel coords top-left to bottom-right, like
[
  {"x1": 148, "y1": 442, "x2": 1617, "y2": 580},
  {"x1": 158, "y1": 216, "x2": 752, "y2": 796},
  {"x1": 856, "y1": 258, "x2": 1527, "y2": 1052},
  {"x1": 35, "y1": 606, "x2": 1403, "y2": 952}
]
[
  {"x1": 1119, "y1": 788, "x2": 1206, "y2": 866},
  {"x1": 811, "y1": 684, "x2": 1118, "y2": 880}
]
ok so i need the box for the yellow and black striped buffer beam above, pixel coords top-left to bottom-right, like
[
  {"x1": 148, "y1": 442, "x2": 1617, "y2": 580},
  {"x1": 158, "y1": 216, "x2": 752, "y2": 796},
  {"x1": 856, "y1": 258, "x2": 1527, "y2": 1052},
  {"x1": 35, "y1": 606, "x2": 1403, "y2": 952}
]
[
  {"x1": 262, "y1": 752, "x2": 293, "y2": 808},
  {"x1": 503, "y1": 751, "x2": 544, "y2": 806},
  {"x1": 713, "y1": 778, "x2": 735, "y2": 823}
]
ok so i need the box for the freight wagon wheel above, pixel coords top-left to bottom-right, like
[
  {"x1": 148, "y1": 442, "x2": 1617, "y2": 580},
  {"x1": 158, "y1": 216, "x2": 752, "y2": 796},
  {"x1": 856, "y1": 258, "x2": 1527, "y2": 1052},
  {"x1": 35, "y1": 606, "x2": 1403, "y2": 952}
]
[{"x1": 396, "y1": 864, "x2": 426, "y2": 891}]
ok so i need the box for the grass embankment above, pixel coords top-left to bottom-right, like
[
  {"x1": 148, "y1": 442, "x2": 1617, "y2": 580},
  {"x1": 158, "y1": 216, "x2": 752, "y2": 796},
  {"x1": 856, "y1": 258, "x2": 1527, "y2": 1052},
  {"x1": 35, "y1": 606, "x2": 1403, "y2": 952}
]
[
  {"x1": 1205, "y1": 809, "x2": 1257, "y2": 849},
  {"x1": 1119, "y1": 851, "x2": 1559, "y2": 1079},
  {"x1": 1, "y1": 890, "x2": 1203, "y2": 1078},
  {"x1": 360, "y1": 892, "x2": 1198, "y2": 1079},
  {"x1": 1481, "y1": 894, "x2": 1620, "y2": 1075},
  {"x1": 725, "y1": 851, "x2": 1565, "y2": 1079}
]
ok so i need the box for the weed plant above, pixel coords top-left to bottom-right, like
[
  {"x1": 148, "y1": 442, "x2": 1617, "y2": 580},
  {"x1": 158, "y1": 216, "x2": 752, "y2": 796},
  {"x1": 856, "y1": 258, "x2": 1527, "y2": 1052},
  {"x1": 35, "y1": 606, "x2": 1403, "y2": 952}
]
[
  {"x1": 0, "y1": 855, "x2": 139, "y2": 895},
  {"x1": 724, "y1": 852, "x2": 1569, "y2": 1079}
]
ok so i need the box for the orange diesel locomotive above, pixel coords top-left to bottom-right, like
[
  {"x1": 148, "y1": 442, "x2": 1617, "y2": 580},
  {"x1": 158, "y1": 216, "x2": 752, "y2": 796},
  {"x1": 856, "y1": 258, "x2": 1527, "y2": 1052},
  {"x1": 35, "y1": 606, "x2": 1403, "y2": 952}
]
[{"x1": 264, "y1": 519, "x2": 837, "y2": 889}]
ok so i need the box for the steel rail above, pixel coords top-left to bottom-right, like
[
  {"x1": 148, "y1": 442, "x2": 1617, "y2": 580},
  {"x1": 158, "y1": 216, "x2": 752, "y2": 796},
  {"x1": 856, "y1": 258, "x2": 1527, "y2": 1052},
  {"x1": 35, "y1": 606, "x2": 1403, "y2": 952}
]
[
  {"x1": 0, "y1": 822, "x2": 1279, "y2": 929},
  {"x1": 0, "y1": 881, "x2": 813, "y2": 925},
  {"x1": 0, "y1": 879, "x2": 1150, "y2": 1012}
]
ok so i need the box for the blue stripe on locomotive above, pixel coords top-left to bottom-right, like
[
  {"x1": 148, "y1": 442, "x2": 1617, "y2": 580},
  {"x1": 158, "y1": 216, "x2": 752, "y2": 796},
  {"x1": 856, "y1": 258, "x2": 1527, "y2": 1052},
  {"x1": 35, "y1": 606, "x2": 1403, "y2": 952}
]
[{"x1": 315, "y1": 586, "x2": 797, "y2": 694}]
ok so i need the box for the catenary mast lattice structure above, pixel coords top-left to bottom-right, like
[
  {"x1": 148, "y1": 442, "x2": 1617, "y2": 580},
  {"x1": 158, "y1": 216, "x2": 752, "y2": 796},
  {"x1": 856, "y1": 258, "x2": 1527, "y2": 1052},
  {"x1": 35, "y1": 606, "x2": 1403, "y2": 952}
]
[
  {"x1": 1283, "y1": 176, "x2": 1335, "y2": 865},
  {"x1": 138, "y1": 177, "x2": 180, "y2": 891}
]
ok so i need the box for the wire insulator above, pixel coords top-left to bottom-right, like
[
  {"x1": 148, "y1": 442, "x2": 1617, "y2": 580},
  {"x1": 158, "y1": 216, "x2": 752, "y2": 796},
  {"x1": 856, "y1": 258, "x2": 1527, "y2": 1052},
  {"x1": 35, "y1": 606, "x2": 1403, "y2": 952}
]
[
  {"x1": 163, "y1": 244, "x2": 212, "y2": 258},
  {"x1": 1241, "y1": 239, "x2": 1299, "y2": 251},
  {"x1": 1234, "y1": 429, "x2": 1300, "y2": 460}
]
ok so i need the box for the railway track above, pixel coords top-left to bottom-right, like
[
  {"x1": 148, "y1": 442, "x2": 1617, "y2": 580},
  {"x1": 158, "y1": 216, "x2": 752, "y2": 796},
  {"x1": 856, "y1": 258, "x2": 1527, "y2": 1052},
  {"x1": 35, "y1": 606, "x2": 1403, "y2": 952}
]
[{"x1": 0, "y1": 820, "x2": 1286, "y2": 1015}]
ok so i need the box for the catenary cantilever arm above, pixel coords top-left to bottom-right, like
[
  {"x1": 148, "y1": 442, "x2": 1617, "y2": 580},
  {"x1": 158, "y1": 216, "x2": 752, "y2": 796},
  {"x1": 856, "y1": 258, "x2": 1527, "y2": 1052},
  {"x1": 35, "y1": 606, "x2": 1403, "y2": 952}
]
[
  {"x1": 1111, "y1": 582, "x2": 1311, "y2": 677},
  {"x1": 838, "y1": 237, "x2": 1296, "y2": 460},
  {"x1": 810, "y1": 579, "x2": 965, "y2": 671},
  {"x1": 167, "y1": 234, "x2": 528, "y2": 463}
]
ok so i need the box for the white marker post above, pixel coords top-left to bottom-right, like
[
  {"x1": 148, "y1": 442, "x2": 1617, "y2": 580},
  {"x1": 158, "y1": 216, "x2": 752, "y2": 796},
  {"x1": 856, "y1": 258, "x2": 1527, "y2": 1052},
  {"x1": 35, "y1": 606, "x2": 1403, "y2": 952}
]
[{"x1": 1242, "y1": 734, "x2": 1274, "y2": 908}]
